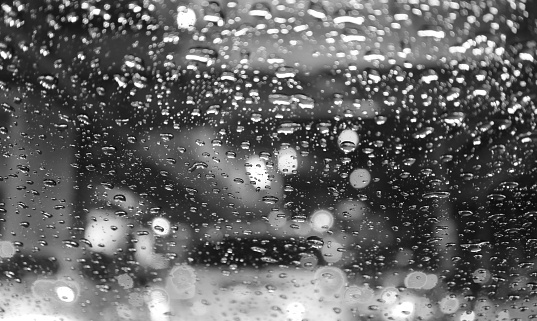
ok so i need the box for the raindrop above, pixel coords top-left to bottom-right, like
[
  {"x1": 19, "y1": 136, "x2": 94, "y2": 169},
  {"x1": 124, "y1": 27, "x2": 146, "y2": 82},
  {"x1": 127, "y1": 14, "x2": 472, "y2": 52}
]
[
  {"x1": 443, "y1": 112, "x2": 466, "y2": 126},
  {"x1": 185, "y1": 47, "x2": 217, "y2": 66},
  {"x1": 113, "y1": 194, "x2": 126, "y2": 202},
  {"x1": 1, "y1": 102, "x2": 14, "y2": 114},
  {"x1": 422, "y1": 191, "x2": 450, "y2": 199},
  {"x1": 38, "y1": 75, "x2": 58, "y2": 90},
  {"x1": 363, "y1": 49, "x2": 386, "y2": 62},
  {"x1": 337, "y1": 129, "x2": 359, "y2": 154},
  {"x1": 333, "y1": 8, "x2": 364, "y2": 26},
  {"x1": 249, "y1": 2, "x2": 272, "y2": 20},
  {"x1": 0, "y1": 41, "x2": 13, "y2": 60},
  {"x1": 203, "y1": 1, "x2": 224, "y2": 25},
  {"x1": 123, "y1": 54, "x2": 145, "y2": 72},
  {"x1": 275, "y1": 66, "x2": 296, "y2": 79},
  {"x1": 412, "y1": 127, "x2": 434, "y2": 139},
  {"x1": 417, "y1": 25, "x2": 445, "y2": 39},
  {"x1": 262, "y1": 195, "x2": 279, "y2": 204},
  {"x1": 307, "y1": 0, "x2": 327, "y2": 20},
  {"x1": 188, "y1": 162, "x2": 208, "y2": 172},
  {"x1": 293, "y1": 94, "x2": 315, "y2": 109},
  {"x1": 62, "y1": 240, "x2": 79, "y2": 248},
  {"x1": 269, "y1": 93, "x2": 293, "y2": 106},
  {"x1": 307, "y1": 236, "x2": 324, "y2": 249}
]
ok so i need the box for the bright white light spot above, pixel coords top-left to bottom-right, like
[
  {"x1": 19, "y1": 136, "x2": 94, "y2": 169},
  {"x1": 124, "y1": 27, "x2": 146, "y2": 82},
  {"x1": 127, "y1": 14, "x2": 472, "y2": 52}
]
[
  {"x1": 245, "y1": 156, "x2": 271, "y2": 190},
  {"x1": 148, "y1": 288, "x2": 169, "y2": 305},
  {"x1": 56, "y1": 285, "x2": 76, "y2": 302},
  {"x1": 277, "y1": 147, "x2": 298, "y2": 175},
  {"x1": 151, "y1": 217, "x2": 171, "y2": 236},
  {"x1": 85, "y1": 210, "x2": 128, "y2": 255},
  {"x1": 388, "y1": 301, "x2": 415, "y2": 320},
  {"x1": 349, "y1": 168, "x2": 371, "y2": 189},
  {"x1": 177, "y1": 6, "x2": 196, "y2": 29},
  {"x1": 337, "y1": 129, "x2": 359, "y2": 154},
  {"x1": 460, "y1": 311, "x2": 476, "y2": 321},
  {"x1": 310, "y1": 209, "x2": 334, "y2": 233},
  {"x1": 148, "y1": 301, "x2": 170, "y2": 321},
  {"x1": 286, "y1": 302, "x2": 306, "y2": 321},
  {"x1": 380, "y1": 287, "x2": 399, "y2": 304}
]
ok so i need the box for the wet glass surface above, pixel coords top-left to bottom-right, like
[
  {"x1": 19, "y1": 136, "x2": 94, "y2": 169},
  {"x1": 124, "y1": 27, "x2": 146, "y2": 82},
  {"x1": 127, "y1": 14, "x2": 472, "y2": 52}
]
[{"x1": 0, "y1": 0, "x2": 536, "y2": 320}]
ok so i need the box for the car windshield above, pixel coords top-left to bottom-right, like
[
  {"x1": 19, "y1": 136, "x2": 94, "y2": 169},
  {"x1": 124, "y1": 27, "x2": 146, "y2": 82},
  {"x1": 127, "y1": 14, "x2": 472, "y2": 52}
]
[{"x1": 0, "y1": 0, "x2": 536, "y2": 320}]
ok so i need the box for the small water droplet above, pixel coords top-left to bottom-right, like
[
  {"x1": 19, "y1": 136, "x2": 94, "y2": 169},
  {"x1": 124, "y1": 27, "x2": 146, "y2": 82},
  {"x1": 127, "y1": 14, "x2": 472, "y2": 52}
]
[
  {"x1": 62, "y1": 240, "x2": 79, "y2": 248},
  {"x1": 189, "y1": 162, "x2": 208, "y2": 172}
]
